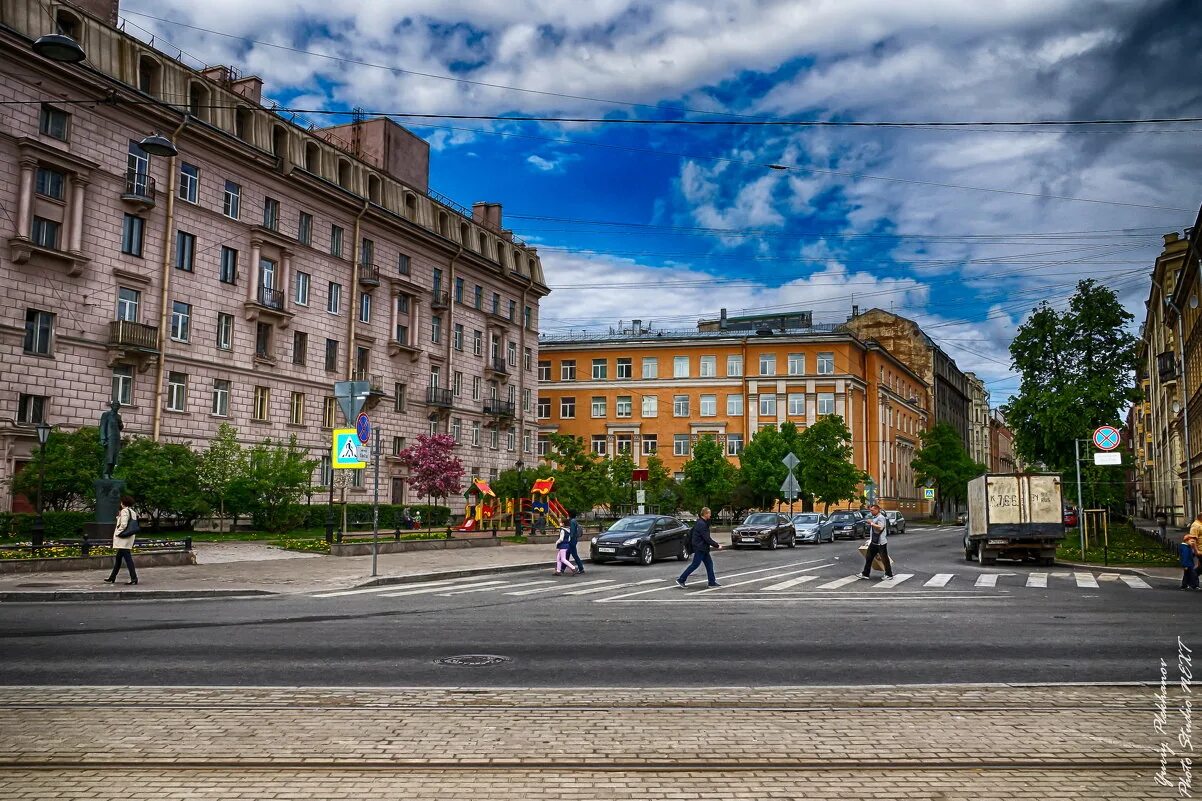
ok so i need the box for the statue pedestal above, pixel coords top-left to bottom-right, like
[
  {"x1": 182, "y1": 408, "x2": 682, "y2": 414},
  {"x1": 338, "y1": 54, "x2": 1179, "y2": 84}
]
[{"x1": 94, "y1": 479, "x2": 124, "y2": 525}]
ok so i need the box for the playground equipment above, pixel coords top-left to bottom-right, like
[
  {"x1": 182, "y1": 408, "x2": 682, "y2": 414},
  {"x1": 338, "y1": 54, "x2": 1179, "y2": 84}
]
[{"x1": 454, "y1": 475, "x2": 569, "y2": 533}]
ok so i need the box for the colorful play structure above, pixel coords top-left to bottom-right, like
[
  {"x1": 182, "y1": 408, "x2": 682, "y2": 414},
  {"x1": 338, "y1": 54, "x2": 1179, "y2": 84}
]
[{"x1": 455, "y1": 476, "x2": 569, "y2": 532}]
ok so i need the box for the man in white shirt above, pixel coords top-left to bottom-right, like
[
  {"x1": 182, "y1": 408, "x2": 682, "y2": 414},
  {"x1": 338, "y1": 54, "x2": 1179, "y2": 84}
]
[{"x1": 859, "y1": 503, "x2": 894, "y2": 580}]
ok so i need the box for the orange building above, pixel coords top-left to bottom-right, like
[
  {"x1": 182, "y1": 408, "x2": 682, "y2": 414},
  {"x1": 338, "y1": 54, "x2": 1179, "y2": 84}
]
[{"x1": 537, "y1": 324, "x2": 932, "y2": 513}]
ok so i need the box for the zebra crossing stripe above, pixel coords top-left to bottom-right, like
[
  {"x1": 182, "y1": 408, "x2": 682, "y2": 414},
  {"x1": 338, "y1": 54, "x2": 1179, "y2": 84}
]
[
  {"x1": 1120, "y1": 575, "x2": 1152, "y2": 589},
  {"x1": 816, "y1": 575, "x2": 863, "y2": 590},
  {"x1": 1075, "y1": 573, "x2": 1099, "y2": 589},
  {"x1": 874, "y1": 574, "x2": 914, "y2": 588},
  {"x1": 506, "y1": 579, "x2": 612, "y2": 596},
  {"x1": 697, "y1": 564, "x2": 835, "y2": 594},
  {"x1": 974, "y1": 574, "x2": 999, "y2": 588},
  {"x1": 378, "y1": 579, "x2": 507, "y2": 597},
  {"x1": 597, "y1": 559, "x2": 828, "y2": 601},
  {"x1": 312, "y1": 577, "x2": 476, "y2": 598},
  {"x1": 1026, "y1": 573, "x2": 1048, "y2": 588},
  {"x1": 762, "y1": 575, "x2": 819, "y2": 591},
  {"x1": 440, "y1": 580, "x2": 552, "y2": 595},
  {"x1": 924, "y1": 574, "x2": 954, "y2": 588},
  {"x1": 564, "y1": 581, "x2": 634, "y2": 596}
]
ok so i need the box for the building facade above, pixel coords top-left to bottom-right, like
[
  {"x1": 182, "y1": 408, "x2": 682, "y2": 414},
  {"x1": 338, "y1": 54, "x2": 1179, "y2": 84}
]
[
  {"x1": 536, "y1": 325, "x2": 932, "y2": 513},
  {"x1": 1165, "y1": 219, "x2": 1202, "y2": 524},
  {"x1": 988, "y1": 408, "x2": 1017, "y2": 474},
  {"x1": 0, "y1": 0, "x2": 548, "y2": 512},
  {"x1": 964, "y1": 373, "x2": 991, "y2": 468}
]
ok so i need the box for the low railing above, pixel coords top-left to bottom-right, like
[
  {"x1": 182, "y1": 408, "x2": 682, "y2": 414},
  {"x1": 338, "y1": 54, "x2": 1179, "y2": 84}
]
[
  {"x1": 121, "y1": 170, "x2": 156, "y2": 202},
  {"x1": 108, "y1": 319, "x2": 158, "y2": 350},
  {"x1": 358, "y1": 263, "x2": 381, "y2": 286},
  {"x1": 257, "y1": 285, "x2": 284, "y2": 310},
  {"x1": 430, "y1": 291, "x2": 451, "y2": 310},
  {"x1": 427, "y1": 386, "x2": 453, "y2": 407},
  {"x1": 488, "y1": 356, "x2": 510, "y2": 374},
  {"x1": 351, "y1": 370, "x2": 385, "y2": 392},
  {"x1": 483, "y1": 398, "x2": 515, "y2": 417}
]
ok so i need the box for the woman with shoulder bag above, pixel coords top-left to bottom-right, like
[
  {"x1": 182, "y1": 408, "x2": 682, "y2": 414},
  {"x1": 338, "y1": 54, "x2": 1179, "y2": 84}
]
[{"x1": 104, "y1": 495, "x2": 139, "y2": 585}]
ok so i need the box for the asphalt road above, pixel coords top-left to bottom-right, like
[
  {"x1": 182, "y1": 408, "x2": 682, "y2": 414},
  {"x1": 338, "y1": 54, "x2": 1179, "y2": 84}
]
[{"x1": 0, "y1": 524, "x2": 1194, "y2": 686}]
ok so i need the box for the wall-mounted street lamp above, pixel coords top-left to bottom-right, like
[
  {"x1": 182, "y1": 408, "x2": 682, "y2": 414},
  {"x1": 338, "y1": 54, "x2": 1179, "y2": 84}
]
[
  {"x1": 138, "y1": 133, "x2": 179, "y2": 158},
  {"x1": 32, "y1": 32, "x2": 85, "y2": 63}
]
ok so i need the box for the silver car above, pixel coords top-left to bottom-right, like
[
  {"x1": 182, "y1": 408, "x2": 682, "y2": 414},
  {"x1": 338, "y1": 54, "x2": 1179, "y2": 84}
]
[
  {"x1": 791, "y1": 512, "x2": 832, "y2": 543},
  {"x1": 884, "y1": 510, "x2": 906, "y2": 535}
]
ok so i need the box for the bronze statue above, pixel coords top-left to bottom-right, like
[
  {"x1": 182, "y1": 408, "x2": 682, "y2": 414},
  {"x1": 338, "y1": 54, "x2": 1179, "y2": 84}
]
[{"x1": 99, "y1": 400, "x2": 123, "y2": 479}]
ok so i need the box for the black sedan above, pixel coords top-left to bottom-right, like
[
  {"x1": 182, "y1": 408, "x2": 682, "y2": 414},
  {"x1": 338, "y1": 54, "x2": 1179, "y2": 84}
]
[
  {"x1": 730, "y1": 512, "x2": 796, "y2": 550},
  {"x1": 590, "y1": 515, "x2": 691, "y2": 566},
  {"x1": 818, "y1": 510, "x2": 868, "y2": 540}
]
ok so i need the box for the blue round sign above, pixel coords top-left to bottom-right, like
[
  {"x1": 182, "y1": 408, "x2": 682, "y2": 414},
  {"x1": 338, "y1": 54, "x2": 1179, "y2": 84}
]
[
  {"x1": 356, "y1": 413, "x2": 371, "y2": 444},
  {"x1": 1093, "y1": 426, "x2": 1120, "y2": 451}
]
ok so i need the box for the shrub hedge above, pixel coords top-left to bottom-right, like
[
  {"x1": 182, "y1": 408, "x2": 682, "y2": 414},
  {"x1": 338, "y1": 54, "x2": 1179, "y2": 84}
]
[
  {"x1": 0, "y1": 511, "x2": 93, "y2": 541},
  {"x1": 276, "y1": 503, "x2": 452, "y2": 531}
]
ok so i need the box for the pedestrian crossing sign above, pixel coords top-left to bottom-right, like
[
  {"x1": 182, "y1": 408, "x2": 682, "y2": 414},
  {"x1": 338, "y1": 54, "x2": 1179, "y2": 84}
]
[
  {"x1": 332, "y1": 428, "x2": 366, "y2": 469},
  {"x1": 923, "y1": 488, "x2": 935, "y2": 500}
]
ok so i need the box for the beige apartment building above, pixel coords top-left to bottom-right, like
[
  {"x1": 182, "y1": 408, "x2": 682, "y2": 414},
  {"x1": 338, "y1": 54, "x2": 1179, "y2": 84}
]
[
  {"x1": 0, "y1": 0, "x2": 547, "y2": 512},
  {"x1": 964, "y1": 373, "x2": 991, "y2": 469}
]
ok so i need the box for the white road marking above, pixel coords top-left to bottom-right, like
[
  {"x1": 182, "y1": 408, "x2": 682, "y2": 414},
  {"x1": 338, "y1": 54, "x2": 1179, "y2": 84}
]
[
  {"x1": 1075, "y1": 572, "x2": 1099, "y2": 589},
  {"x1": 440, "y1": 580, "x2": 552, "y2": 595},
  {"x1": 816, "y1": 575, "x2": 864, "y2": 590},
  {"x1": 761, "y1": 575, "x2": 820, "y2": 591},
  {"x1": 696, "y1": 564, "x2": 835, "y2": 594},
  {"x1": 378, "y1": 580, "x2": 507, "y2": 597},
  {"x1": 1026, "y1": 573, "x2": 1048, "y2": 588},
  {"x1": 565, "y1": 581, "x2": 637, "y2": 596},
  {"x1": 313, "y1": 577, "x2": 477, "y2": 598},
  {"x1": 506, "y1": 579, "x2": 612, "y2": 596},
  {"x1": 975, "y1": 574, "x2": 999, "y2": 588},
  {"x1": 874, "y1": 574, "x2": 914, "y2": 588},
  {"x1": 1097, "y1": 573, "x2": 1123, "y2": 582},
  {"x1": 924, "y1": 573, "x2": 954, "y2": 588},
  {"x1": 1120, "y1": 576, "x2": 1152, "y2": 589},
  {"x1": 599, "y1": 595, "x2": 1008, "y2": 604},
  {"x1": 597, "y1": 559, "x2": 828, "y2": 601}
]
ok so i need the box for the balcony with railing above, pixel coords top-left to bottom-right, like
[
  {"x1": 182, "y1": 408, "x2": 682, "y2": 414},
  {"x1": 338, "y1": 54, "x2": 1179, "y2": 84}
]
[
  {"x1": 257, "y1": 285, "x2": 284, "y2": 310},
  {"x1": 358, "y1": 263, "x2": 380, "y2": 288},
  {"x1": 485, "y1": 356, "x2": 510, "y2": 377},
  {"x1": 430, "y1": 291, "x2": 451, "y2": 311},
  {"x1": 351, "y1": 370, "x2": 385, "y2": 394},
  {"x1": 483, "y1": 398, "x2": 516, "y2": 418},
  {"x1": 1157, "y1": 351, "x2": 1178, "y2": 383},
  {"x1": 244, "y1": 284, "x2": 293, "y2": 327},
  {"x1": 120, "y1": 170, "x2": 156, "y2": 208},
  {"x1": 426, "y1": 386, "x2": 453, "y2": 408},
  {"x1": 106, "y1": 319, "x2": 159, "y2": 369}
]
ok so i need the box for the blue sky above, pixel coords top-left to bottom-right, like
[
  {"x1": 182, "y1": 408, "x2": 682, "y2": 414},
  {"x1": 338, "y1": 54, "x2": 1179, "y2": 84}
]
[{"x1": 121, "y1": 0, "x2": 1202, "y2": 404}]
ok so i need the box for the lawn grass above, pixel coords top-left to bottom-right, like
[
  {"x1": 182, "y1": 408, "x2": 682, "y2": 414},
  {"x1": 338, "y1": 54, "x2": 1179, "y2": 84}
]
[{"x1": 1056, "y1": 522, "x2": 1178, "y2": 567}]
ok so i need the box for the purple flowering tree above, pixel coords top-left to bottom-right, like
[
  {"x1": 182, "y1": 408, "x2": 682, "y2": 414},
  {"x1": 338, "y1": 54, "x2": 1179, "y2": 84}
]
[{"x1": 399, "y1": 433, "x2": 464, "y2": 528}]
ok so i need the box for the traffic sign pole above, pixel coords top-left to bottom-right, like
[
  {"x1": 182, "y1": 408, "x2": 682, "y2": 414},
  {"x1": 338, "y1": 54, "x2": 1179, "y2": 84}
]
[{"x1": 371, "y1": 425, "x2": 381, "y2": 578}]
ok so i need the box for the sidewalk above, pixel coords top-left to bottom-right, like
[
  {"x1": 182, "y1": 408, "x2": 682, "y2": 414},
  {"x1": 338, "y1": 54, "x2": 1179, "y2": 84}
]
[{"x1": 0, "y1": 539, "x2": 551, "y2": 601}]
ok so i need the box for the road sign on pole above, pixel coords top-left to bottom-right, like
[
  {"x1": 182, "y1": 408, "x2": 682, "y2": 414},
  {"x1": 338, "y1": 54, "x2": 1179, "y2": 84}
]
[
  {"x1": 1093, "y1": 451, "x2": 1122, "y2": 466},
  {"x1": 780, "y1": 473, "x2": 800, "y2": 500},
  {"x1": 782, "y1": 452, "x2": 800, "y2": 470},
  {"x1": 1093, "y1": 426, "x2": 1121, "y2": 451},
  {"x1": 333, "y1": 381, "x2": 371, "y2": 426},
  {"x1": 923, "y1": 487, "x2": 935, "y2": 500},
  {"x1": 332, "y1": 428, "x2": 366, "y2": 469},
  {"x1": 356, "y1": 413, "x2": 371, "y2": 444}
]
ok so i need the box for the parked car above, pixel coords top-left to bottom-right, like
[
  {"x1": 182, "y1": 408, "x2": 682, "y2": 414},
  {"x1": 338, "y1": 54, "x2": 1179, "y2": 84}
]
[
  {"x1": 1063, "y1": 505, "x2": 1079, "y2": 527},
  {"x1": 791, "y1": 512, "x2": 832, "y2": 543},
  {"x1": 731, "y1": 512, "x2": 796, "y2": 549},
  {"x1": 590, "y1": 515, "x2": 691, "y2": 566},
  {"x1": 884, "y1": 510, "x2": 906, "y2": 535},
  {"x1": 819, "y1": 510, "x2": 869, "y2": 540}
]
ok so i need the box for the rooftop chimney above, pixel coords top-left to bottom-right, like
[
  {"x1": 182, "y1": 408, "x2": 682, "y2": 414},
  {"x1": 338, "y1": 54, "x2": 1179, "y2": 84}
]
[
  {"x1": 719, "y1": 308, "x2": 728, "y2": 330},
  {"x1": 472, "y1": 202, "x2": 503, "y2": 232},
  {"x1": 631, "y1": 319, "x2": 642, "y2": 334},
  {"x1": 851, "y1": 304, "x2": 860, "y2": 319}
]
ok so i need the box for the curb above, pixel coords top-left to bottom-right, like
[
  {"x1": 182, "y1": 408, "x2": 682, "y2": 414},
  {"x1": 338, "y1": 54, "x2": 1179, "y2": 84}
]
[
  {"x1": 1053, "y1": 560, "x2": 1177, "y2": 580},
  {"x1": 0, "y1": 589, "x2": 275, "y2": 603},
  {"x1": 352, "y1": 561, "x2": 550, "y2": 590}
]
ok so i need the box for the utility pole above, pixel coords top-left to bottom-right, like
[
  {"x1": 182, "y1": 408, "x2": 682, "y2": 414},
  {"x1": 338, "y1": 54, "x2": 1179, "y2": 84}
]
[{"x1": 371, "y1": 426, "x2": 381, "y2": 578}]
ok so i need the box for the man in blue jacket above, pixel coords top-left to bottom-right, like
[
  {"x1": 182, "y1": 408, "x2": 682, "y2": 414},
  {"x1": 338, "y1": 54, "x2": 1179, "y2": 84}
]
[
  {"x1": 566, "y1": 510, "x2": 585, "y2": 574},
  {"x1": 676, "y1": 507, "x2": 722, "y2": 588}
]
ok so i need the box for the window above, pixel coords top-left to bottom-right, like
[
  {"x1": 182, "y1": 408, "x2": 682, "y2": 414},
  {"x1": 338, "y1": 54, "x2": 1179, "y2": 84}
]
[
  {"x1": 178, "y1": 163, "x2": 199, "y2": 203},
  {"x1": 216, "y1": 313, "x2": 233, "y2": 350},
  {"x1": 325, "y1": 338, "x2": 338, "y2": 371},
  {"x1": 212, "y1": 246, "x2": 236, "y2": 285},
  {"x1": 116, "y1": 214, "x2": 145, "y2": 258},
  {"x1": 759, "y1": 394, "x2": 776, "y2": 417},
  {"x1": 537, "y1": 434, "x2": 549, "y2": 457},
  {"x1": 453, "y1": 324, "x2": 464, "y2": 351},
  {"x1": 561, "y1": 360, "x2": 577, "y2": 381},
  {"x1": 323, "y1": 397, "x2": 337, "y2": 428},
  {"x1": 293, "y1": 271, "x2": 310, "y2": 305},
  {"x1": 472, "y1": 330, "x2": 483, "y2": 356},
  {"x1": 673, "y1": 356, "x2": 689, "y2": 378},
  {"x1": 289, "y1": 392, "x2": 305, "y2": 426},
  {"x1": 727, "y1": 394, "x2": 743, "y2": 416},
  {"x1": 700, "y1": 394, "x2": 717, "y2": 416},
  {"x1": 453, "y1": 371, "x2": 463, "y2": 397},
  {"x1": 538, "y1": 360, "x2": 551, "y2": 381},
  {"x1": 591, "y1": 359, "x2": 607, "y2": 380},
  {"x1": 263, "y1": 197, "x2": 280, "y2": 230},
  {"x1": 727, "y1": 434, "x2": 744, "y2": 456},
  {"x1": 431, "y1": 268, "x2": 443, "y2": 297},
  {"x1": 255, "y1": 322, "x2": 272, "y2": 359},
  {"x1": 818, "y1": 392, "x2": 835, "y2": 415},
  {"x1": 699, "y1": 355, "x2": 716, "y2": 377},
  {"x1": 471, "y1": 421, "x2": 481, "y2": 447},
  {"x1": 788, "y1": 393, "x2": 805, "y2": 416},
  {"x1": 392, "y1": 436, "x2": 405, "y2": 456},
  {"x1": 508, "y1": 299, "x2": 516, "y2": 320},
  {"x1": 492, "y1": 292, "x2": 501, "y2": 314},
  {"x1": 674, "y1": 434, "x2": 690, "y2": 457},
  {"x1": 398, "y1": 253, "x2": 410, "y2": 275},
  {"x1": 330, "y1": 225, "x2": 344, "y2": 257},
  {"x1": 817, "y1": 352, "x2": 834, "y2": 375},
  {"x1": 642, "y1": 357, "x2": 658, "y2": 379},
  {"x1": 431, "y1": 315, "x2": 442, "y2": 344},
  {"x1": 727, "y1": 355, "x2": 743, "y2": 376},
  {"x1": 361, "y1": 237, "x2": 374, "y2": 268},
  {"x1": 602, "y1": 394, "x2": 629, "y2": 419},
  {"x1": 523, "y1": 348, "x2": 533, "y2": 372},
  {"x1": 642, "y1": 395, "x2": 658, "y2": 417},
  {"x1": 293, "y1": 331, "x2": 307, "y2": 365},
  {"x1": 787, "y1": 353, "x2": 805, "y2": 375},
  {"x1": 17, "y1": 394, "x2": 46, "y2": 424},
  {"x1": 674, "y1": 395, "x2": 689, "y2": 417},
  {"x1": 522, "y1": 387, "x2": 532, "y2": 411},
  {"x1": 211, "y1": 379, "x2": 230, "y2": 416},
  {"x1": 450, "y1": 418, "x2": 462, "y2": 442},
  {"x1": 222, "y1": 181, "x2": 241, "y2": 219},
  {"x1": 116, "y1": 287, "x2": 140, "y2": 321},
  {"x1": 24, "y1": 309, "x2": 53, "y2": 355},
  {"x1": 39, "y1": 105, "x2": 69, "y2": 140},
  {"x1": 643, "y1": 434, "x2": 658, "y2": 455},
  {"x1": 359, "y1": 292, "x2": 372, "y2": 323},
  {"x1": 591, "y1": 396, "x2": 607, "y2": 418},
  {"x1": 759, "y1": 354, "x2": 776, "y2": 376},
  {"x1": 31, "y1": 217, "x2": 59, "y2": 248},
  {"x1": 35, "y1": 166, "x2": 65, "y2": 200},
  {"x1": 166, "y1": 372, "x2": 187, "y2": 412},
  {"x1": 253, "y1": 386, "x2": 270, "y2": 421},
  {"x1": 524, "y1": 305, "x2": 533, "y2": 329},
  {"x1": 327, "y1": 282, "x2": 342, "y2": 314},
  {"x1": 394, "y1": 383, "x2": 407, "y2": 413},
  {"x1": 472, "y1": 376, "x2": 481, "y2": 401},
  {"x1": 175, "y1": 231, "x2": 195, "y2": 271},
  {"x1": 112, "y1": 365, "x2": 133, "y2": 406},
  {"x1": 127, "y1": 140, "x2": 149, "y2": 188},
  {"x1": 170, "y1": 301, "x2": 191, "y2": 342},
  {"x1": 454, "y1": 277, "x2": 464, "y2": 303},
  {"x1": 591, "y1": 435, "x2": 607, "y2": 456},
  {"x1": 474, "y1": 284, "x2": 483, "y2": 309},
  {"x1": 534, "y1": 397, "x2": 550, "y2": 420},
  {"x1": 508, "y1": 342, "x2": 518, "y2": 367},
  {"x1": 560, "y1": 397, "x2": 576, "y2": 419}
]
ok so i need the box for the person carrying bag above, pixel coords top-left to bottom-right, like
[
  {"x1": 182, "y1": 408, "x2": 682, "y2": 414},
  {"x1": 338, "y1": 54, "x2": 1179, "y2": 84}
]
[{"x1": 104, "y1": 495, "x2": 139, "y2": 585}]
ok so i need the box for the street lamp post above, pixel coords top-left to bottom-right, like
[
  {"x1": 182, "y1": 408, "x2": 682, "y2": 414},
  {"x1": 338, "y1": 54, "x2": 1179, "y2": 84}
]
[
  {"x1": 32, "y1": 422, "x2": 50, "y2": 550},
  {"x1": 514, "y1": 460, "x2": 524, "y2": 538}
]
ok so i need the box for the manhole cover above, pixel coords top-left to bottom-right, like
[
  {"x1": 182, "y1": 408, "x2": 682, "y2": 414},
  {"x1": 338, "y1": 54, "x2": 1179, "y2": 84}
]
[{"x1": 436, "y1": 654, "x2": 510, "y2": 667}]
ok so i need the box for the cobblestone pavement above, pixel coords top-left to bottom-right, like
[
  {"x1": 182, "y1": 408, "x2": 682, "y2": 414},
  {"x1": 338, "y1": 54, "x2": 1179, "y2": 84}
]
[{"x1": 0, "y1": 684, "x2": 1176, "y2": 799}]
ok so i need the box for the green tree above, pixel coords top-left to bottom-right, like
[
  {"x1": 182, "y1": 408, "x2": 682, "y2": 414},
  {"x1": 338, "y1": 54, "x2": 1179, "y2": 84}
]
[
  {"x1": 738, "y1": 425, "x2": 787, "y2": 508},
  {"x1": 681, "y1": 436, "x2": 737, "y2": 510},
  {"x1": 117, "y1": 438, "x2": 206, "y2": 529},
  {"x1": 196, "y1": 423, "x2": 246, "y2": 533},
  {"x1": 911, "y1": 422, "x2": 986, "y2": 519},
  {"x1": 604, "y1": 452, "x2": 638, "y2": 513},
  {"x1": 10, "y1": 427, "x2": 101, "y2": 511},
  {"x1": 796, "y1": 415, "x2": 866, "y2": 513},
  {"x1": 643, "y1": 455, "x2": 675, "y2": 513},
  {"x1": 1006, "y1": 279, "x2": 1138, "y2": 481},
  {"x1": 544, "y1": 433, "x2": 610, "y2": 514},
  {"x1": 235, "y1": 436, "x2": 318, "y2": 533}
]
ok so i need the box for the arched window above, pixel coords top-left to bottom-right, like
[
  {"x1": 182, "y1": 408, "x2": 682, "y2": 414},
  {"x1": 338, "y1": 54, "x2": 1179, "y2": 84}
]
[
  {"x1": 55, "y1": 10, "x2": 80, "y2": 39},
  {"x1": 460, "y1": 223, "x2": 470, "y2": 246},
  {"x1": 368, "y1": 174, "x2": 382, "y2": 204},
  {"x1": 478, "y1": 231, "x2": 490, "y2": 258},
  {"x1": 137, "y1": 55, "x2": 161, "y2": 96},
  {"x1": 437, "y1": 211, "x2": 449, "y2": 237},
  {"x1": 514, "y1": 250, "x2": 523, "y2": 273},
  {"x1": 404, "y1": 193, "x2": 417, "y2": 221},
  {"x1": 498, "y1": 247, "x2": 508, "y2": 269},
  {"x1": 304, "y1": 142, "x2": 320, "y2": 173},
  {"x1": 272, "y1": 125, "x2": 289, "y2": 159},
  {"x1": 337, "y1": 158, "x2": 352, "y2": 189},
  {"x1": 188, "y1": 82, "x2": 210, "y2": 121},
  {"x1": 235, "y1": 107, "x2": 253, "y2": 142}
]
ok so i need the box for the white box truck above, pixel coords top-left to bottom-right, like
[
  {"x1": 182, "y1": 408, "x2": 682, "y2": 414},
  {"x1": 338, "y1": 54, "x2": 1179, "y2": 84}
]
[{"x1": 963, "y1": 473, "x2": 1064, "y2": 565}]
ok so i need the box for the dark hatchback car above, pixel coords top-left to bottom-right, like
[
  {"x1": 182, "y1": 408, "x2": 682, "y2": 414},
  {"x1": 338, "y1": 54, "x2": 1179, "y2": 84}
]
[
  {"x1": 590, "y1": 515, "x2": 691, "y2": 566},
  {"x1": 731, "y1": 512, "x2": 796, "y2": 550},
  {"x1": 819, "y1": 510, "x2": 869, "y2": 541}
]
